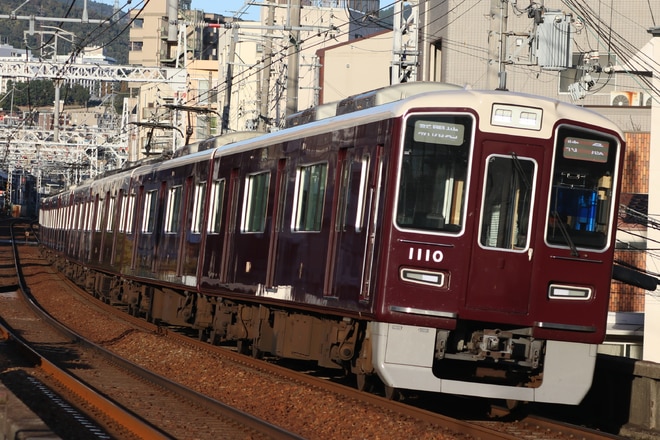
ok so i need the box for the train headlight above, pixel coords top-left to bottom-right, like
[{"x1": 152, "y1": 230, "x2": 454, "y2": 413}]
[{"x1": 548, "y1": 284, "x2": 592, "y2": 300}]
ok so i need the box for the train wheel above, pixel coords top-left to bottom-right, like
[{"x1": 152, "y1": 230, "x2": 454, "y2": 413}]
[
  {"x1": 198, "y1": 328, "x2": 209, "y2": 343},
  {"x1": 356, "y1": 373, "x2": 374, "y2": 393},
  {"x1": 251, "y1": 341, "x2": 263, "y2": 359},
  {"x1": 384, "y1": 385, "x2": 400, "y2": 401},
  {"x1": 237, "y1": 339, "x2": 250, "y2": 355}
]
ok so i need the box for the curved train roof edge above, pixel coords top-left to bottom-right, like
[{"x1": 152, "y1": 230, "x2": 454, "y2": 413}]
[
  {"x1": 72, "y1": 82, "x2": 625, "y2": 187},
  {"x1": 204, "y1": 83, "x2": 625, "y2": 160}
]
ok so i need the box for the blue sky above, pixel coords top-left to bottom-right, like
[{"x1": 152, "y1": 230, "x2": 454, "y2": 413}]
[
  {"x1": 100, "y1": 1, "x2": 388, "y2": 21},
  {"x1": 97, "y1": 1, "x2": 262, "y2": 21},
  {"x1": 190, "y1": 1, "x2": 261, "y2": 20}
]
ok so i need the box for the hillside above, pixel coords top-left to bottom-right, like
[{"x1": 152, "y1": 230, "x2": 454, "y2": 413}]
[{"x1": 0, "y1": 0, "x2": 129, "y2": 64}]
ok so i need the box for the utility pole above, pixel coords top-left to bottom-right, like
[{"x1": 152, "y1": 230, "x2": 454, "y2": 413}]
[
  {"x1": 258, "y1": 2, "x2": 276, "y2": 132},
  {"x1": 285, "y1": 0, "x2": 301, "y2": 117},
  {"x1": 391, "y1": 0, "x2": 419, "y2": 84},
  {"x1": 488, "y1": 0, "x2": 509, "y2": 90},
  {"x1": 221, "y1": 26, "x2": 238, "y2": 134}
]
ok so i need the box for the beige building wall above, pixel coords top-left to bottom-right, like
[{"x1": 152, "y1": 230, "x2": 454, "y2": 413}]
[
  {"x1": 128, "y1": 0, "x2": 168, "y2": 66},
  {"x1": 317, "y1": 30, "x2": 392, "y2": 104},
  {"x1": 420, "y1": 0, "x2": 659, "y2": 113},
  {"x1": 266, "y1": 4, "x2": 384, "y2": 117}
]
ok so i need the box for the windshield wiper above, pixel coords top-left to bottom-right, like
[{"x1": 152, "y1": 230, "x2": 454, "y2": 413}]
[{"x1": 551, "y1": 211, "x2": 579, "y2": 257}]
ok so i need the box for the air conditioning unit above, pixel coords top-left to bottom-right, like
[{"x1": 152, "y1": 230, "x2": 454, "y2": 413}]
[{"x1": 610, "y1": 91, "x2": 642, "y2": 106}]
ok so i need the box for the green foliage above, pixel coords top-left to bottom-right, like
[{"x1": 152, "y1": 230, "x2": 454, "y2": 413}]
[
  {"x1": 0, "y1": 0, "x2": 129, "y2": 64},
  {"x1": 1, "y1": 80, "x2": 91, "y2": 109}
]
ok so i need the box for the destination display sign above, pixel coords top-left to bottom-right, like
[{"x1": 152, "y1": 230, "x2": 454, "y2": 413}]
[
  {"x1": 563, "y1": 137, "x2": 609, "y2": 163},
  {"x1": 414, "y1": 120, "x2": 464, "y2": 146}
]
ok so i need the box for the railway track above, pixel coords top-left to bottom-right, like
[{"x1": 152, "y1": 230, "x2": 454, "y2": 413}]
[
  {"x1": 0, "y1": 218, "x2": 301, "y2": 440},
  {"x1": 3, "y1": 219, "x2": 625, "y2": 439}
]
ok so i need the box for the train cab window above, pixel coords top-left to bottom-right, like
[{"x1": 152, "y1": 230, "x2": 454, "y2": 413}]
[
  {"x1": 479, "y1": 155, "x2": 536, "y2": 250},
  {"x1": 546, "y1": 126, "x2": 619, "y2": 250},
  {"x1": 208, "y1": 179, "x2": 226, "y2": 234},
  {"x1": 164, "y1": 186, "x2": 183, "y2": 234},
  {"x1": 396, "y1": 114, "x2": 472, "y2": 233},
  {"x1": 242, "y1": 172, "x2": 270, "y2": 233},
  {"x1": 293, "y1": 162, "x2": 328, "y2": 232},
  {"x1": 142, "y1": 190, "x2": 158, "y2": 234},
  {"x1": 191, "y1": 182, "x2": 207, "y2": 234}
]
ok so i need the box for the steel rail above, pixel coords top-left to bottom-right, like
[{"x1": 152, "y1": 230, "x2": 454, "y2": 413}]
[{"x1": 9, "y1": 220, "x2": 302, "y2": 440}]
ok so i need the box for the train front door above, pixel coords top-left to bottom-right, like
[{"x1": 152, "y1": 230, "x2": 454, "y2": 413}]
[{"x1": 465, "y1": 141, "x2": 542, "y2": 314}]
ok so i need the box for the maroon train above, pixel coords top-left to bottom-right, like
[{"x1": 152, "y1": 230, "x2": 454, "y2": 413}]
[{"x1": 39, "y1": 83, "x2": 625, "y2": 405}]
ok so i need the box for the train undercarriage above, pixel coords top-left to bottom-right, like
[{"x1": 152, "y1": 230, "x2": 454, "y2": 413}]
[{"x1": 50, "y1": 254, "x2": 554, "y2": 399}]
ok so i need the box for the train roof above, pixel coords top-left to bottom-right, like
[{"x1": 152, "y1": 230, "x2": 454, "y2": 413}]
[
  {"x1": 55, "y1": 82, "x2": 624, "y2": 196},
  {"x1": 205, "y1": 83, "x2": 624, "y2": 158}
]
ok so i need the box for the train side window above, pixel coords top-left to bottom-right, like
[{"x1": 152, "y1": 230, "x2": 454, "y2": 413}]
[
  {"x1": 141, "y1": 190, "x2": 158, "y2": 234},
  {"x1": 79, "y1": 203, "x2": 86, "y2": 231},
  {"x1": 335, "y1": 158, "x2": 351, "y2": 232},
  {"x1": 95, "y1": 198, "x2": 104, "y2": 232},
  {"x1": 126, "y1": 193, "x2": 136, "y2": 233},
  {"x1": 107, "y1": 196, "x2": 116, "y2": 232},
  {"x1": 546, "y1": 126, "x2": 619, "y2": 250},
  {"x1": 396, "y1": 114, "x2": 472, "y2": 233},
  {"x1": 79, "y1": 202, "x2": 85, "y2": 231},
  {"x1": 121, "y1": 193, "x2": 135, "y2": 233},
  {"x1": 85, "y1": 201, "x2": 93, "y2": 231},
  {"x1": 292, "y1": 162, "x2": 328, "y2": 232},
  {"x1": 242, "y1": 172, "x2": 270, "y2": 233},
  {"x1": 119, "y1": 194, "x2": 127, "y2": 232},
  {"x1": 191, "y1": 182, "x2": 207, "y2": 234},
  {"x1": 335, "y1": 154, "x2": 368, "y2": 233},
  {"x1": 164, "y1": 185, "x2": 183, "y2": 234},
  {"x1": 479, "y1": 155, "x2": 536, "y2": 250},
  {"x1": 208, "y1": 179, "x2": 226, "y2": 234},
  {"x1": 69, "y1": 204, "x2": 76, "y2": 231},
  {"x1": 355, "y1": 156, "x2": 369, "y2": 233},
  {"x1": 71, "y1": 204, "x2": 77, "y2": 231}
]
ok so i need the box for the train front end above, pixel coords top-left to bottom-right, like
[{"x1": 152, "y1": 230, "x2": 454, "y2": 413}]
[{"x1": 369, "y1": 89, "x2": 624, "y2": 404}]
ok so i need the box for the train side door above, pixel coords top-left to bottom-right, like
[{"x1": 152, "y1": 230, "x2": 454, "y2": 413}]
[
  {"x1": 465, "y1": 141, "x2": 542, "y2": 314},
  {"x1": 219, "y1": 146, "x2": 284, "y2": 288},
  {"x1": 324, "y1": 146, "x2": 381, "y2": 302}
]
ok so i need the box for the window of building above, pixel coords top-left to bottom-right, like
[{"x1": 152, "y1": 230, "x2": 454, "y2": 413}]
[
  {"x1": 130, "y1": 41, "x2": 143, "y2": 52},
  {"x1": 133, "y1": 18, "x2": 144, "y2": 28}
]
